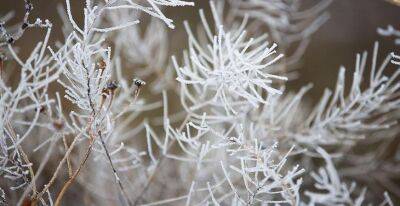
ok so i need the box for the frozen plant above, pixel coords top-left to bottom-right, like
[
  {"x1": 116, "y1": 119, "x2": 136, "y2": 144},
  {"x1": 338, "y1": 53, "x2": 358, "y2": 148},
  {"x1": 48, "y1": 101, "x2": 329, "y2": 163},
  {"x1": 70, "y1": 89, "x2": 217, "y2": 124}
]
[
  {"x1": 303, "y1": 147, "x2": 395, "y2": 206},
  {"x1": 174, "y1": 2, "x2": 286, "y2": 120},
  {"x1": 0, "y1": 0, "x2": 399, "y2": 205},
  {"x1": 0, "y1": 0, "x2": 52, "y2": 47}
]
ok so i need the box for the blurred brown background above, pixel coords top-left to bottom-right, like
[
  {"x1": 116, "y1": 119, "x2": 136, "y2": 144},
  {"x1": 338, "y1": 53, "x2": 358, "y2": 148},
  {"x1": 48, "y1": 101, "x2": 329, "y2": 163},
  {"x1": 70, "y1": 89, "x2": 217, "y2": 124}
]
[
  {"x1": 1, "y1": 0, "x2": 399, "y2": 100},
  {"x1": 0, "y1": 0, "x2": 399, "y2": 204}
]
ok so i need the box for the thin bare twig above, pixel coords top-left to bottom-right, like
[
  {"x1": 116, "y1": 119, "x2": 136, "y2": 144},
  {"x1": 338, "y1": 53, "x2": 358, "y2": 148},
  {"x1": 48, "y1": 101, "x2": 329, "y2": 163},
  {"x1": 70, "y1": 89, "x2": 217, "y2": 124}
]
[
  {"x1": 54, "y1": 137, "x2": 95, "y2": 206},
  {"x1": 62, "y1": 136, "x2": 73, "y2": 178},
  {"x1": 98, "y1": 130, "x2": 133, "y2": 206}
]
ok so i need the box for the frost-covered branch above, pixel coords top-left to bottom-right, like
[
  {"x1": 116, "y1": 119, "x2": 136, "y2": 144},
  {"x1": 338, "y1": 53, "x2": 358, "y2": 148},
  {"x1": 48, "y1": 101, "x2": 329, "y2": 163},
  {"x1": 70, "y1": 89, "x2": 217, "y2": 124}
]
[
  {"x1": 174, "y1": 3, "x2": 286, "y2": 120},
  {"x1": 254, "y1": 42, "x2": 400, "y2": 148},
  {"x1": 0, "y1": 0, "x2": 52, "y2": 47}
]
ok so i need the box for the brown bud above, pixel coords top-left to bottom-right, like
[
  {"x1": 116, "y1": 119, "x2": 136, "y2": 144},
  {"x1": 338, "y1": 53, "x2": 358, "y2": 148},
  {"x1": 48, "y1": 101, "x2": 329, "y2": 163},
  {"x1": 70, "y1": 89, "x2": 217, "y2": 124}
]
[
  {"x1": 102, "y1": 81, "x2": 118, "y2": 98},
  {"x1": 52, "y1": 119, "x2": 64, "y2": 131},
  {"x1": 34, "y1": 106, "x2": 46, "y2": 113},
  {"x1": 97, "y1": 59, "x2": 107, "y2": 70}
]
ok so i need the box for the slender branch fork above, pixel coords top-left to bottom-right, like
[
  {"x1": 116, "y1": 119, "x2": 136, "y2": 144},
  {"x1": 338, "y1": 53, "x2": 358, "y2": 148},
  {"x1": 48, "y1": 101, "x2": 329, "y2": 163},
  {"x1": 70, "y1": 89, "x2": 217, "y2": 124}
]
[
  {"x1": 52, "y1": 77, "x2": 141, "y2": 205},
  {"x1": 54, "y1": 134, "x2": 95, "y2": 206},
  {"x1": 133, "y1": 114, "x2": 190, "y2": 206}
]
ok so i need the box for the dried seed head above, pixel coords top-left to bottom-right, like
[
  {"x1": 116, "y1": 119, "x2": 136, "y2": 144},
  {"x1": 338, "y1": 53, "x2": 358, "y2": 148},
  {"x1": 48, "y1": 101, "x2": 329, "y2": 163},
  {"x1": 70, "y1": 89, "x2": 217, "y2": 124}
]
[
  {"x1": 25, "y1": 0, "x2": 33, "y2": 12},
  {"x1": 21, "y1": 23, "x2": 29, "y2": 30},
  {"x1": 260, "y1": 144, "x2": 267, "y2": 150},
  {"x1": 34, "y1": 106, "x2": 46, "y2": 113},
  {"x1": 97, "y1": 59, "x2": 107, "y2": 70},
  {"x1": 7, "y1": 37, "x2": 14, "y2": 44},
  {"x1": 52, "y1": 119, "x2": 64, "y2": 131},
  {"x1": 106, "y1": 81, "x2": 119, "y2": 91},
  {"x1": 102, "y1": 81, "x2": 119, "y2": 99},
  {"x1": 133, "y1": 78, "x2": 146, "y2": 87},
  {"x1": 228, "y1": 137, "x2": 238, "y2": 144}
]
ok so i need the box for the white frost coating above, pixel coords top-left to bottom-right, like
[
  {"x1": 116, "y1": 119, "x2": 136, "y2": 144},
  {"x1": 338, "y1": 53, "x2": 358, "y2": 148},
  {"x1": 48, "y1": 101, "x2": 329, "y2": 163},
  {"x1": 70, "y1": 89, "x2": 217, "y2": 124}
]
[
  {"x1": 175, "y1": 3, "x2": 287, "y2": 118},
  {"x1": 104, "y1": 0, "x2": 194, "y2": 29},
  {"x1": 0, "y1": 0, "x2": 399, "y2": 205}
]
